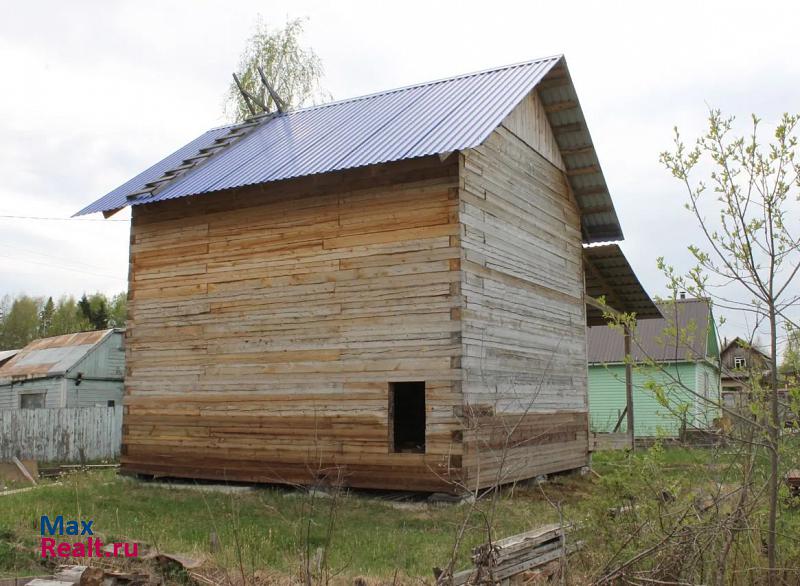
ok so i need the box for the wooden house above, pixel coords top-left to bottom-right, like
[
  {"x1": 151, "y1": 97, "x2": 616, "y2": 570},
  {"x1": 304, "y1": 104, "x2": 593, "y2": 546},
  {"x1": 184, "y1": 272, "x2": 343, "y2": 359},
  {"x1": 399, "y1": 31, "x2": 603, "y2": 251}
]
[
  {"x1": 717, "y1": 337, "x2": 797, "y2": 425},
  {"x1": 720, "y1": 337, "x2": 771, "y2": 409},
  {"x1": 0, "y1": 330, "x2": 125, "y2": 410},
  {"x1": 77, "y1": 56, "x2": 658, "y2": 491},
  {"x1": 588, "y1": 296, "x2": 721, "y2": 437}
]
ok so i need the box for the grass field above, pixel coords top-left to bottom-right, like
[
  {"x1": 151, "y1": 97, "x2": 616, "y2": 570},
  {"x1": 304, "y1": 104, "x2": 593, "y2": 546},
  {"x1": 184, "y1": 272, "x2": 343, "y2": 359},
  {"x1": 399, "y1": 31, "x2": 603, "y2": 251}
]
[{"x1": 1, "y1": 445, "x2": 799, "y2": 584}]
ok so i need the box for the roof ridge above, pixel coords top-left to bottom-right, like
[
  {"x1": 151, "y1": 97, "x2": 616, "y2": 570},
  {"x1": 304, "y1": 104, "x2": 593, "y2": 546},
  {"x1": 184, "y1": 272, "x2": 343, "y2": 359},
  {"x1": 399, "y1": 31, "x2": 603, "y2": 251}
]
[
  {"x1": 204, "y1": 55, "x2": 564, "y2": 130},
  {"x1": 286, "y1": 54, "x2": 564, "y2": 116}
]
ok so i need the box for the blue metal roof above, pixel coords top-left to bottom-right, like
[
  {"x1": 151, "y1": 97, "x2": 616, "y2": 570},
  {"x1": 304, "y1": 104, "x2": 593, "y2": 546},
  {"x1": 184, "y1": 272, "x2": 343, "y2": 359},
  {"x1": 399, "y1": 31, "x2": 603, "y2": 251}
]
[{"x1": 75, "y1": 55, "x2": 624, "y2": 243}]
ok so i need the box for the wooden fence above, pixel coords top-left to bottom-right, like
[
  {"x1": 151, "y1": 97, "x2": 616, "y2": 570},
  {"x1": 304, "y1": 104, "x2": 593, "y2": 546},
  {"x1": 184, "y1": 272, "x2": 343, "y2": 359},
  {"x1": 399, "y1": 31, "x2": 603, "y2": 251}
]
[{"x1": 0, "y1": 406, "x2": 122, "y2": 463}]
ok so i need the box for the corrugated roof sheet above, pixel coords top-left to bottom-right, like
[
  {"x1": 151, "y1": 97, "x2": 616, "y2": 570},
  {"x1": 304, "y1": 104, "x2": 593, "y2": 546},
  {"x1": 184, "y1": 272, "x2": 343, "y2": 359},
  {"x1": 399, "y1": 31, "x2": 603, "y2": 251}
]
[
  {"x1": 75, "y1": 55, "x2": 623, "y2": 243},
  {"x1": 583, "y1": 244, "x2": 662, "y2": 325},
  {"x1": 0, "y1": 349, "x2": 20, "y2": 366},
  {"x1": 588, "y1": 298, "x2": 713, "y2": 364},
  {"x1": 0, "y1": 330, "x2": 115, "y2": 381}
]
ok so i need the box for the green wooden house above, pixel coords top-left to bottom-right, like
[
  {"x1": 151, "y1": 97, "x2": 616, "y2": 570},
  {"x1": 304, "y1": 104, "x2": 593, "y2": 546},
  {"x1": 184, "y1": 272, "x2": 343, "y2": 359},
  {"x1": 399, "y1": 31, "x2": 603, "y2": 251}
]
[{"x1": 588, "y1": 296, "x2": 721, "y2": 437}]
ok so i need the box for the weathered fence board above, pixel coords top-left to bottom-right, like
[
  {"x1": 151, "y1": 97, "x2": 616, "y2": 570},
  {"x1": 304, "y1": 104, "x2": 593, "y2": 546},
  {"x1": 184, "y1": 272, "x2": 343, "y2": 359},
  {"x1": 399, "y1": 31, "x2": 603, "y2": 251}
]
[
  {"x1": 436, "y1": 524, "x2": 582, "y2": 585},
  {"x1": 0, "y1": 407, "x2": 122, "y2": 462},
  {"x1": 591, "y1": 432, "x2": 632, "y2": 451}
]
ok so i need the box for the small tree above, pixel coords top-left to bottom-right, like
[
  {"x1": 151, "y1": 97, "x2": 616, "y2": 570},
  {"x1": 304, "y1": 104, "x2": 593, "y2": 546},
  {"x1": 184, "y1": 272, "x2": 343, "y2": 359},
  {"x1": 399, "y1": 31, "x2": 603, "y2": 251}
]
[
  {"x1": 0, "y1": 295, "x2": 41, "y2": 349},
  {"x1": 224, "y1": 17, "x2": 327, "y2": 122},
  {"x1": 660, "y1": 110, "x2": 800, "y2": 583},
  {"x1": 78, "y1": 293, "x2": 110, "y2": 330},
  {"x1": 50, "y1": 295, "x2": 90, "y2": 336},
  {"x1": 108, "y1": 292, "x2": 127, "y2": 328},
  {"x1": 38, "y1": 296, "x2": 55, "y2": 337}
]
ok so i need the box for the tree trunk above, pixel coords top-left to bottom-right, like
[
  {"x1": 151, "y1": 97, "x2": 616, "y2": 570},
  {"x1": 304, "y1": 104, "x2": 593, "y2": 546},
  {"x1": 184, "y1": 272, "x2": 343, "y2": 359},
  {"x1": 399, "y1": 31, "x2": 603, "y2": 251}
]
[{"x1": 767, "y1": 307, "x2": 780, "y2": 584}]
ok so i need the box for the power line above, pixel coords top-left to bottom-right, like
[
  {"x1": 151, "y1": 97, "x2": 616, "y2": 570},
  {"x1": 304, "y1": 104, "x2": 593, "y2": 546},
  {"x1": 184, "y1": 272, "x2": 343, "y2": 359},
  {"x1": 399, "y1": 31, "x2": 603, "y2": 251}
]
[
  {"x1": 0, "y1": 241, "x2": 119, "y2": 274},
  {"x1": 0, "y1": 254, "x2": 126, "y2": 282},
  {"x1": 0, "y1": 214, "x2": 127, "y2": 222}
]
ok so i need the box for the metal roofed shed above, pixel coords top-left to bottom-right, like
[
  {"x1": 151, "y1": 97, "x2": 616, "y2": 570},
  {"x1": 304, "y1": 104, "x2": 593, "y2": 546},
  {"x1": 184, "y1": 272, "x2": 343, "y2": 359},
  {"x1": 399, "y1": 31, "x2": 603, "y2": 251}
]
[
  {"x1": 76, "y1": 55, "x2": 623, "y2": 244},
  {"x1": 0, "y1": 329, "x2": 125, "y2": 409},
  {"x1": 0, "y1": 349, "x2": 20, "y2": 368}
]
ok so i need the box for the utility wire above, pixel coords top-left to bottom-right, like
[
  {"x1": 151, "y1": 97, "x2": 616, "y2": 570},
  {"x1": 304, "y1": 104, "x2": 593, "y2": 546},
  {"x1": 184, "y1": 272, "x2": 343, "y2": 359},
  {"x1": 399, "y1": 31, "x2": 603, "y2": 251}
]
[
  {"x1": 0, "y1": 214, "x2": 127, "y2": 222},
  {"x1": 0, "y1": 241, "x2": 119, "y2": 274},
  {"x1": 0, "y1": 253, "x2": 125, "y2": 281}
]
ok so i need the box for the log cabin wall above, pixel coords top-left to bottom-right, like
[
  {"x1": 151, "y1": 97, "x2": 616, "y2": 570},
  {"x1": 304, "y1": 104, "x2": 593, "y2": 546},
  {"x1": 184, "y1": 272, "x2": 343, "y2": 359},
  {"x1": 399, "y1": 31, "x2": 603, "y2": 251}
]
[
  {"x1": 458, "y1": 90, "x2": 589, "y2": 490},
  {"x1": 123, "y1": 155, "x2": 465, "y2": 491}
]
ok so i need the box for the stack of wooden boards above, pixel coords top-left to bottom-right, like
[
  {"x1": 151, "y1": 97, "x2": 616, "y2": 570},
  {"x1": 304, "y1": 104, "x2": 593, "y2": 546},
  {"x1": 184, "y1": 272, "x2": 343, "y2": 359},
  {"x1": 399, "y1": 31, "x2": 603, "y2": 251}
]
[{"x1": 437, "y1": 524, "x2": 581, "y2": 585}]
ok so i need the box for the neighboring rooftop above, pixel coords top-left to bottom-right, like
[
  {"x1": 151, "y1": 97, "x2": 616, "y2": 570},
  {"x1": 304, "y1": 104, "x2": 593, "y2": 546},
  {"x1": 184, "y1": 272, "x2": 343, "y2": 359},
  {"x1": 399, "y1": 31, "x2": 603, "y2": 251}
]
[
  {"x1": 0, "y1": 349, "x2": 20, "y2": 366},
  {"x1": 76, "y1": 55, "x2": 624, "y2": 243},
  {"x1": 0, "y1": 330, "x2": 117, "y2": 381},
  {"x1": 721, "y1": 336, "x2": 771, "y2": 360},
  {"x1": 588, "y1": 298, "x2": 716, "y2": 364}
]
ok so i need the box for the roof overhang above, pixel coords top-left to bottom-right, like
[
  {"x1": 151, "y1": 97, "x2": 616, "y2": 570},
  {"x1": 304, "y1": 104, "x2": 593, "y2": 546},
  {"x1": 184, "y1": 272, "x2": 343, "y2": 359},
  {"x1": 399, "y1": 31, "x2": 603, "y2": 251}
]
[
  {"x1": 583, "y1": 244, "x2": 662, "y2": 326},
  {"x1": 74, "y1": 55, "x2": 624, "y2": 247},
  {"x1": 536, "y1": 61, "x2": 624, "y2": 243}
]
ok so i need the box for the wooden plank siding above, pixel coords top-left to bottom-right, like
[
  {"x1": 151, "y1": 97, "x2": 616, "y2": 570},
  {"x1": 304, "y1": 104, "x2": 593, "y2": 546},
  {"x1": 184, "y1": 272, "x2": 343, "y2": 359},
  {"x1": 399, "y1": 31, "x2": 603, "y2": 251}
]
[
  {"x1": 122, "y1": 156, "x2": 465, "y2": 491},
  {"x1": 501, "y1": 90, "x2": 566, "y2": 172},
  {"x1": 458, "y1": 91, "x2": 589, "y2": 489}
]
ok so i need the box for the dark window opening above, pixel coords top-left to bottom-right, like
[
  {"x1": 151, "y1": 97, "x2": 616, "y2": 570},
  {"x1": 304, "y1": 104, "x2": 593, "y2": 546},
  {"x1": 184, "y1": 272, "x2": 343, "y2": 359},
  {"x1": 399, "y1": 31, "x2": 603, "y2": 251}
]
[
  {"x1": 390, "y1": 382, "x2": 426, "y2": 453},
  {"x1": 107, "y1": 400, "x2": 116, "y2": 408},
  {"x1": 20, "y1": 393, "x2": 45, "y2": 409}
]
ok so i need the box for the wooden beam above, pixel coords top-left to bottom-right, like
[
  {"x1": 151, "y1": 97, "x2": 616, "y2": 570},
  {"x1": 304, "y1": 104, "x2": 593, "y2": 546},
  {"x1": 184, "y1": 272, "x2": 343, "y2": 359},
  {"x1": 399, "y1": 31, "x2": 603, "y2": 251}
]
[
  {"x1": 624, "y1": 325, "x2": 635, "y2": 450},
  {"x1": 560, "y1": 145, "x2": 594, "y2": 157},
  {"x1": 257, "y1": 65, "x2": 287, "y2": 113},
  {"x1": 232, "y1": 73, "x2": 267, "y2": 114},
  {"x1": 583, "y1": 253, "x2": 627, "y2": 315},
  {"x1": 612, "y1": 405, "x2": 628, "y2": 433},
  {"x1": 566, "y1": 164, "x2": 601, "y2": 177},
  {"x1": 537, "y1": 76, "x2": 571, "y2": 91},
  {"x1": 585, "y1": 294, "x2": 622, "y2": 318},
  {"x1": 12, "y1": 457, "x2": 36, "y2": 485},
  {"x1": 579, "y1": 204, "x2": 615, "y2": 215},
  {"x1": 543, "y1": 99, "x2": 578, "y2": 114},
  {"x1": 572, "y1": 186, "x2": 608, "y2": 198},
  {"x1": 551, "y1": 122, "x2": 583, "y2": 135}
]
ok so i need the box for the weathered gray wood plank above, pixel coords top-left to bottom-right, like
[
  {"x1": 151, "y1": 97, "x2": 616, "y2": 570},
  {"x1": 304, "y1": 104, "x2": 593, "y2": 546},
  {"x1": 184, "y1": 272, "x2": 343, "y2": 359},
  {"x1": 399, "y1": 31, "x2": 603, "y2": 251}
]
[{"x1": 0, "y1": 407, "x2": 122, "y2": 462}]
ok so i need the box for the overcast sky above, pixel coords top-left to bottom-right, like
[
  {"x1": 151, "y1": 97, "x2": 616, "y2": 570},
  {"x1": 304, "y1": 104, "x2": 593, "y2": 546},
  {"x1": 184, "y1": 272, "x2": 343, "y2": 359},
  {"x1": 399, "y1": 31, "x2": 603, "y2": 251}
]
[{"x1": 1, "y1": 0, "x2": 798, "y2": 346}]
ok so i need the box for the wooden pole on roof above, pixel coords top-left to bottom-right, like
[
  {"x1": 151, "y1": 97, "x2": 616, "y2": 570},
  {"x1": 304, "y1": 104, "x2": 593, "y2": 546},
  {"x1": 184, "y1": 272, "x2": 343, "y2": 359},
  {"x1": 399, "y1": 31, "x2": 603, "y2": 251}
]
[
  {"x1": 232, "y1": 73, "x2": 268, "y2": 115},
  {"x1": 257, "y1": 65, "x2": 287, "y2": 113},
  {"x1": 624, "y1": 325, "x2": 635, "y2": 451}
]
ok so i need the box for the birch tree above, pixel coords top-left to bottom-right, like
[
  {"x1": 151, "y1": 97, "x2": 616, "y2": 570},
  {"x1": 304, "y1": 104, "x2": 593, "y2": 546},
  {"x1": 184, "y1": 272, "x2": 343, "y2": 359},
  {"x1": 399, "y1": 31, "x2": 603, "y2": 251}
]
[{"x1": 225, "y1": 17, "x2": 327, "y2": 122}]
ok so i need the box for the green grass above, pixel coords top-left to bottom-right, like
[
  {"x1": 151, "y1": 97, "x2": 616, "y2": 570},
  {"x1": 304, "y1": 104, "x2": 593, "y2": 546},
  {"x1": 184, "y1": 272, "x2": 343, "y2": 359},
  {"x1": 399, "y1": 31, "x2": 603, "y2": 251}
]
[
  {"x1": 1, "y1": 444, "x2": 799, "y2": 583},
  {"x1": 0, "y1": 471, "x2": 569, "y2": 581}
]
